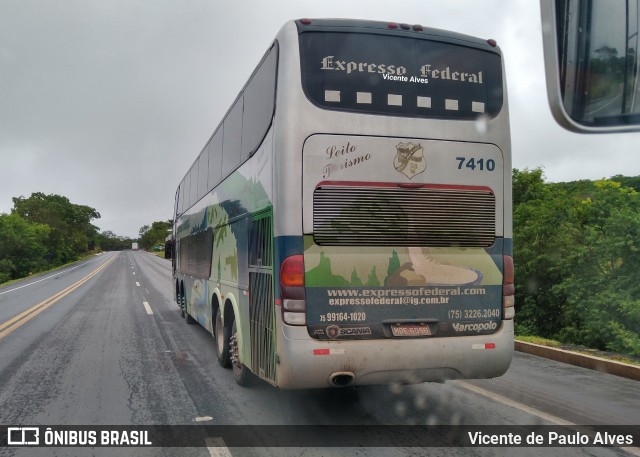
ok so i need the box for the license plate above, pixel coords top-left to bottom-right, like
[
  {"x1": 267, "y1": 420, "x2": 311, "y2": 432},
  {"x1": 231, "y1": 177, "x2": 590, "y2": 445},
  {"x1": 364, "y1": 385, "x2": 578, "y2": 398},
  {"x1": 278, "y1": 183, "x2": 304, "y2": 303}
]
[{"x1": 391, "y1": 324, "x2": 431, "y2": 337}]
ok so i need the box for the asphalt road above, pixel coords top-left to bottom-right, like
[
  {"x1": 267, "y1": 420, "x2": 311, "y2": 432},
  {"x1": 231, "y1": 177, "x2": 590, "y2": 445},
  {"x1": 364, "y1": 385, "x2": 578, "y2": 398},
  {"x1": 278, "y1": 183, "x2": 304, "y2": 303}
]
[{"x1": 0, "y1": 251, "x2": 638, "y2": 457}]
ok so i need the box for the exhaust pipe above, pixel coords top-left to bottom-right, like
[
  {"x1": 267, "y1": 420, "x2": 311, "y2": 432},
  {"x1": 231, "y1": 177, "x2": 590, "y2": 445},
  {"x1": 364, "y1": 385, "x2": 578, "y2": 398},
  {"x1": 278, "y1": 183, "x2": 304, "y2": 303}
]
[{"x1": 329, "y1": 371, "x2": 355, "y2": 387}]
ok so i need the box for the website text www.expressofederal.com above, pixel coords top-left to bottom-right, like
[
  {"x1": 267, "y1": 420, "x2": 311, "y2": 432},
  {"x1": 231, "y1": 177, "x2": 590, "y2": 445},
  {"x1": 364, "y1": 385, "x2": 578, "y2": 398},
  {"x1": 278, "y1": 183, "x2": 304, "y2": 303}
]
[{"x1": 326, "y1": 286, "x2": 486, "y2": 306}]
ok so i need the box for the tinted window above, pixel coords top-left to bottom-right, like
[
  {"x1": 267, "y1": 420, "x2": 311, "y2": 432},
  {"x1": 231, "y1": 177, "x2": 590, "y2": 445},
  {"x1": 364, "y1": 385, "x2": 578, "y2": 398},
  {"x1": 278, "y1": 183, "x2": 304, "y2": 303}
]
[
  {"x1": 178, "y1": 180, "x2": 185, "y2": 214},
  {"x1": 208, "y1": 129, "x2": 223, "y2": 190},
  {"x1": 222, "y1": 99, "x2": 243, "y2": 178},
  {"x1": 299, "y1": 32, "x2": 503, "y2": 119},
  {"x1": 174, "y1": 187, "x2": 180, "y2": 218},
  {"x1": 197, "y1": 151, "x2": 208, "y2": 199},
  {"x1": 184, "y1": 174, "x2": 191, "y2": 209},
  {"x1": 179, "y1": 228, "x2": 213, "y2": 278},
  {"x1": 242, "y1": 45, "x2": 278, "y2": 160},
  {"x1": 189, "y1": 163, "x2": 198, "y2": 207}
]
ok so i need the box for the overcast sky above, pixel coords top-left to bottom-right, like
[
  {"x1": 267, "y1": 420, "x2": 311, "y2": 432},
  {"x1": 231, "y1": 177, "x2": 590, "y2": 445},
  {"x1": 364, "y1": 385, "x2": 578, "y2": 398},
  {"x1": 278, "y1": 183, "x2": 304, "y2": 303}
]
[{"x1": 1, "y1": 0, "x2": 639, "y2": 238}]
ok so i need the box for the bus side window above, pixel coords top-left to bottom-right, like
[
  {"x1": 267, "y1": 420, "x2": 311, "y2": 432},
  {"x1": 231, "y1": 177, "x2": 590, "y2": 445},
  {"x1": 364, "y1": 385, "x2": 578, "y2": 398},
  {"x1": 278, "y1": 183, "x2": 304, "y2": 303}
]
[
  {"x1": 208, "y1": 129, "x2": 223, "y2": 191},
  {"x1": 188, "y1": 161, "x2": 198, "y2": 209},
  {"x1": 242, "y1": 45, "x2": 278, "y2": 161},
  {"x1": 222, "y1": 98, "x2": 243, "y2": 179},
  {"x1": 197, "y1": 149, "x2": 209, "y2": 200}
]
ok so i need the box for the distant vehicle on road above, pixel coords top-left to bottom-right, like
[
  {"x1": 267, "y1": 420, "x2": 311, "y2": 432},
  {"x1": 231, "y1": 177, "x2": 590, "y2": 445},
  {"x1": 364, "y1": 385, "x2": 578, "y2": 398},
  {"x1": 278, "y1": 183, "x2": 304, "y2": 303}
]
[{"x1": 131, "y1": 242, "x2": 139, "y2": 251}]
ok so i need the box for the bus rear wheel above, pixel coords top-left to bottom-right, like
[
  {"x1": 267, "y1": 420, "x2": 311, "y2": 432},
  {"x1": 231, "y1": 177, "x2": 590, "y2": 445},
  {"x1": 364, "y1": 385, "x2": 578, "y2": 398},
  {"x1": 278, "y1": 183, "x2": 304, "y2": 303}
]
[
  {"x1": 181, "y1": 289, "x2": 196, "y2": 324},
  {"x1": 215, "y1": 307, "x2": 231, "y2": 368},
  {"x1": 179, "y1": 288, "x2": 187, "y2": 318},
  {"x1": 230, "y1": 319, "x2": 251, "y2": 386}
]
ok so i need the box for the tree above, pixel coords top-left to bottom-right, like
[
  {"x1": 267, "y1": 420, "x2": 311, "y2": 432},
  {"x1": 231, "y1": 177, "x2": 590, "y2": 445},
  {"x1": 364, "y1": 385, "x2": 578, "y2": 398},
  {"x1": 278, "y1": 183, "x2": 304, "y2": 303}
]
[
  {"x1": 556, "y1": 180, "x2": 640, "y2": 355},
  {"x1": 138, "y1": 220, "x2": 172, "y2": 251},
  {"x1": 513, "y1": 170, "x2": 640, "y2": 356},
  {"x1": 97, "y1": 230, "x2": 133, "y2": 251},
  {"x1": 0, "y1": 213, "x2": 50, "y2": 283},
  {"x1": 11, "y1": 192, "x2": 100, "y2": 264},
  {"x1": 512, "y1": 168, "x2": 577, "y2": 337}
]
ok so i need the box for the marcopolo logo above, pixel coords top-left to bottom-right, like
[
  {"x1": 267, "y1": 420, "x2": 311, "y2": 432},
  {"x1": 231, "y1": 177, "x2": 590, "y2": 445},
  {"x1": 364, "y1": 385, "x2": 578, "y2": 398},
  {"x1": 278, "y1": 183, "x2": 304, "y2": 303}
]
[{"x1": 452, "y1": 321, "x2": 498, "y2": 334}]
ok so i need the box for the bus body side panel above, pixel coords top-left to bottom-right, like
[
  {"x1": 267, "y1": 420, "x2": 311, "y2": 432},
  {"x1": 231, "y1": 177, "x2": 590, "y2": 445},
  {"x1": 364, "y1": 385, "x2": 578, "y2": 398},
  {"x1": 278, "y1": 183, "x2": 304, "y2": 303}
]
[{"x1": 174, "y1": 130, "x2": 276, "y2": 384}]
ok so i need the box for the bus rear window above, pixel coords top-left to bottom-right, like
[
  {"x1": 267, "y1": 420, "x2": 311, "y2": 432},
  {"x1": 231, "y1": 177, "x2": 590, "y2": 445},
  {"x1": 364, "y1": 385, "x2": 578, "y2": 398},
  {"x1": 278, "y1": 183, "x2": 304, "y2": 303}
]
[{"x1": 299, "y1": 32, "x2": 503, "y2": 120}]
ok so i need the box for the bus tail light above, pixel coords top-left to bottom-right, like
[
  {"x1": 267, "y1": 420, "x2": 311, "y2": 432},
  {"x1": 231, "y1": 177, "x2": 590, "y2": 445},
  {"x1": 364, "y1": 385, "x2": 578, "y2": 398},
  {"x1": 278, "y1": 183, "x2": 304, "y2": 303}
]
[
  {"x1": 502, "y1": 255, "x2": 515, "y2": 320},
  {"x1": 280, "y1": 255, "x2": 306, "y2": 325}
]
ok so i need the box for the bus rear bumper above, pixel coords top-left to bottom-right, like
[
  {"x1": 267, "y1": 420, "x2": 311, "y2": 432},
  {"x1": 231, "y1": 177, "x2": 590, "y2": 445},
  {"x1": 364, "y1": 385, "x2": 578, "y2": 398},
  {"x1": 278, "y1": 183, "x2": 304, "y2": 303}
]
[{"x1": 275, "y1": 319, "x2": 514, "y2": 389}]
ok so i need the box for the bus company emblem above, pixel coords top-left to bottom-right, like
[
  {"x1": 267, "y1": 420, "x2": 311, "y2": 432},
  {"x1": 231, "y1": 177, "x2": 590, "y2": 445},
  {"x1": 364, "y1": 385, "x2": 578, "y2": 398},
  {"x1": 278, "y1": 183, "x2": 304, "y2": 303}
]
[
  {"x1": 393, "y1": 142, "x2": 426, "y2": 179},
  {"x1": 326, "y1": 325, "x2": 340, "y2": 339}
]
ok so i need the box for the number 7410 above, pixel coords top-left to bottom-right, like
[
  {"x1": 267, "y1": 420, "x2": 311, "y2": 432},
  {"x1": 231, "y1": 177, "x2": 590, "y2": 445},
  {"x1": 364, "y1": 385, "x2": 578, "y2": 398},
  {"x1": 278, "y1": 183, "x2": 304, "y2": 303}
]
[{"x1": 456, "y1": 157, "x2": 496, "y2": 171}]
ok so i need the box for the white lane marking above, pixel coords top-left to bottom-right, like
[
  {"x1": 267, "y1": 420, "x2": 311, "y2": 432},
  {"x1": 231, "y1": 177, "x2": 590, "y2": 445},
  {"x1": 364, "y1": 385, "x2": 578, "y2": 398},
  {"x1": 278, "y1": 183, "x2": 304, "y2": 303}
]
[
  {"x1": 205, "y1": 437, "x2": 232, "y2": 457},
  {"x1": 0, "y1": 262, "x2": 89, "y2": 296},
  {"x1": 194, "y1": 416, "x2": 213, "y2": 422},
  {"x1": 136, "y1": 282, "x2": 140, "y2": 287},
  {"x1": 456, "y1": 381, "x2": 573, "y2": 425},
  {"x1": 456, "y1": 381, "x2": 640, "y2": 456},
  {"x1": 142, "y1": 301, "x2": 153, "y2": 315}
]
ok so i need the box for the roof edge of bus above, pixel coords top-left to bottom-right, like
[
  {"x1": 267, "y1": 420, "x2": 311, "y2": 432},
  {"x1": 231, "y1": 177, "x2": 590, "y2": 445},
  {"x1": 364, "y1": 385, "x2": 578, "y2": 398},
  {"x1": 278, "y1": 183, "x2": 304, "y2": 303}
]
[{"x1": 294, "y1": 18, "x2": 499, "y2": 52}]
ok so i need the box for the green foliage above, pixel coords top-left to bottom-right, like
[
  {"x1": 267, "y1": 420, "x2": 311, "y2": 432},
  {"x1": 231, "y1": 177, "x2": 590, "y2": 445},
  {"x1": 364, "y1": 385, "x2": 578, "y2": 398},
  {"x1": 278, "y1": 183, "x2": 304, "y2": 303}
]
[
  {"x1": 512, "y1": 169, "x2": 576, "y2": 337},
  {"x1": 96, "y1": 230, "x2": 134, "y2": 251},
  {"x1": 514, "y1": 169, "x2": 640, "y2": 356},
  {"x1": 0, "y1": 213, "x2": 50, "y2": 282},
  {"x1": 366, "y1": 266, "x2": 380, "y2": 286},
  {"x1": 0, "y1": 192, "x2": 110, "y2": 284},
  {"x1": 385, "y1": 250, "x2": 400, "y2": 286},
  {"x1": 350, "y1": 268, "x2": 363, "y2": 286},
  {"x1": 138, "y1": 220, "x2": 172, "y2": 251},
  {"x1": 12, "y1": 192, "x2": 100, "y2": 264},
  {"x1": 306, "y1": 252, "x2": 350, "y2": 287}
]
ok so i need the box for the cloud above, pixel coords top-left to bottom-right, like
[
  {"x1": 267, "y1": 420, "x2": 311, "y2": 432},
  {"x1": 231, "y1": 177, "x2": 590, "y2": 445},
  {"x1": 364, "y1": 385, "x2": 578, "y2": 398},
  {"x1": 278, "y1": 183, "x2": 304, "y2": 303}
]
[{"x1": 1, "y1": 0, "x2": 639, "y2": 237}]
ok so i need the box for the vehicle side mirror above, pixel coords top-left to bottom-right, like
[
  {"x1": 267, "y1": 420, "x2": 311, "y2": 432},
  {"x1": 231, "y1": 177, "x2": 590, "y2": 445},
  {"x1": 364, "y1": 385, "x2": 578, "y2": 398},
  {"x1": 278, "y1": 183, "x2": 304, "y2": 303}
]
[{"x1": 541, "y1": 0, "x2": 640, "y2": 133}]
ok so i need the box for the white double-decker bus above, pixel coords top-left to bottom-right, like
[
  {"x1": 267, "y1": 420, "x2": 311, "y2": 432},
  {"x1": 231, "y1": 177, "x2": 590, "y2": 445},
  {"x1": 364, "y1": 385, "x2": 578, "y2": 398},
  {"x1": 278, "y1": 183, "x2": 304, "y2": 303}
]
[{"x1": 172, "y1": 18, "x2": 514, "y2": 389}]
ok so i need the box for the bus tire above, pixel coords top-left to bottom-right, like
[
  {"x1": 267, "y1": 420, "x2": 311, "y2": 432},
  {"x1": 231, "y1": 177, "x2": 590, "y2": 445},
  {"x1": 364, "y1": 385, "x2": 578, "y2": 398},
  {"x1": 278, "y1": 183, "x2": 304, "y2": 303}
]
[
  {"x1": 231, "y1": 319, "x2": 252, "y2": 386},
  {"x1": 215, "y1": 307, "x2": 231, "y2": 368},
  {"x1": 185, "y1": 310, "x2": 196, "y2": 324},
  {"x1": 179, "y1": 288, "x2": 186, "y2": 318},
  {"x1": 183, "y1": 290, "x2": 196, "y2": 325}
]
